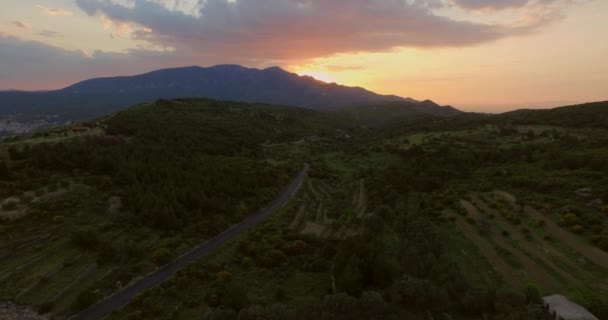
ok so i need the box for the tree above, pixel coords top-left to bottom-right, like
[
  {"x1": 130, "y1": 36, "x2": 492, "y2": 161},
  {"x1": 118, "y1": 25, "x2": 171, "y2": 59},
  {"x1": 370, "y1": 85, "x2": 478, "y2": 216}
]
[
  {"x1": 0, "y1": 161, "x2": 11, "y2": 180},
  {"x1": 152, "y1": 247, "x2": 172, "y2": 266},
  {"x1": 526, "y1": 130, "x2": 536, "y2": 141},
  {"x1": 338, "y1": 256, "x2": 363, "y2": 296},
  {"x1": 223, "y1": 281, "x2": 250, "y2": 311},
  {"x1": 523, "y1": 284, "x2": 541, "y2": 304}
]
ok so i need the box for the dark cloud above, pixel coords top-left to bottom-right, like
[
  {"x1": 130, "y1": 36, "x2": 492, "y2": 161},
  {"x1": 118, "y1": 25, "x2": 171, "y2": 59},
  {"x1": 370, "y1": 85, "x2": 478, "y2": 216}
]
[
  {"x1": 12, "y1": 21, "x2": 31, "y2": 30},
  {"x1": 451, "y1": 0, "x2": 532, "y2": 10},
  {"x1": 75, "y1": 0, "x2": 560, "y2": 61},
  {"x1": 0, "y1": 33, "x2": 189, "y2": 90},
  {"x1": 38, "y1": 30, "x2": 60, "y2": 38}
]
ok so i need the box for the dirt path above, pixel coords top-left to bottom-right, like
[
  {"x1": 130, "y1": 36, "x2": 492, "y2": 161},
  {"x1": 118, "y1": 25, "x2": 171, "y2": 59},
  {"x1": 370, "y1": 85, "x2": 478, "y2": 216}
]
[
  {"x1": 308, "y1": 179, "x2": 323, "y2": 201},
  {"x1": 493, "y1": 190, "x2": 517, "y2": 204},
  {"x1": 288, "y1": 205, "x2": 306, "y2": 230},
  {"x1": 460, "y1": 200, "x2": 561, "y2": 292},
  {"x1": 355, "y1": 179, "x2": 367, "y2": 218},
  {"x1": 524, "y1": 205, "x2": 608, "y2": 270},
  {"x1": 301, "y1": 222, "x2": 325, "y2": 236}
]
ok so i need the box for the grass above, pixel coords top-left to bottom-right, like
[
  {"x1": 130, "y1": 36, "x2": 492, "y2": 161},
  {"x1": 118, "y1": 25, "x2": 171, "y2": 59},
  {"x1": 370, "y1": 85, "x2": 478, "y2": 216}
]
[{"x1": 438, "y1": 225, "x2": 503, "y2": 288}]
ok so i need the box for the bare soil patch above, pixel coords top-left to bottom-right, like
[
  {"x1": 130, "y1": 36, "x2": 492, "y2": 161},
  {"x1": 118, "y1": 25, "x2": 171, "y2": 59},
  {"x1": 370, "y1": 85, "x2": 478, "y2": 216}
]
[{"x1": 301, "y1": 222, "x2": 325, "y2": 236}]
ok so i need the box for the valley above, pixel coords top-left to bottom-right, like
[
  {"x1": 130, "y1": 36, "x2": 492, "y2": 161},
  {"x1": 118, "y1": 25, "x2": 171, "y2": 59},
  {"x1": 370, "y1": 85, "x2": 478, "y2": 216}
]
[{"x1": 0, "y1": 98, "x2": 607, "y2": 319}]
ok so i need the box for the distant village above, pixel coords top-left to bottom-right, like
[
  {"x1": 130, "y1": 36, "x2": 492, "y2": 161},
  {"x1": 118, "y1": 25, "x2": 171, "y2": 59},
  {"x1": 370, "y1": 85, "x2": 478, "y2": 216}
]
[{"x1": 0, "y1": 114, "x2": 66, "y2": 138}]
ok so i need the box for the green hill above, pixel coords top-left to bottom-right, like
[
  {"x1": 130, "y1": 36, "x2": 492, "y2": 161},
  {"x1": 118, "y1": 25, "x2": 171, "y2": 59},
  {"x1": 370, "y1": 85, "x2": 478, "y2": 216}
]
[
  {"x1": 0, "y1": 98, "x2": 348, "y2": 316},
  {"x1": 1, "y1": 98, "x2": 607, "y2": 320},
  {"x1": 494, "y1": 101, "x2": 608, "y2": 128}
]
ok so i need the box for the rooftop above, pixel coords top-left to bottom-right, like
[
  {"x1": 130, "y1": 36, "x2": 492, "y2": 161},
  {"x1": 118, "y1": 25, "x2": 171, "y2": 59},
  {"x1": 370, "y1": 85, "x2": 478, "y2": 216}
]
[{"x1": 542, "y1": 294, "x2": 599, "y2": 320}]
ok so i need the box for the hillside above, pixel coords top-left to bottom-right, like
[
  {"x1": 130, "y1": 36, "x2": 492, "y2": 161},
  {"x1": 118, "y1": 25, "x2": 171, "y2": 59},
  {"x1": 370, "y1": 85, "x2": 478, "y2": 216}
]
[
  {"x1": 0, "y1": 98, "x2": 349, "y2": 317},
  {"x1": 335, "y1": 100, "x2": 462, "y2": 127},
  {"x1": 0, "y1": 65, "x2": 414, "y2": 124},
  {"x1": 1, "y1": 99, "x2": 607, "y2": 320},
  {"x1": 493, "y1": 101, "x2": 608, "y2": 128}
]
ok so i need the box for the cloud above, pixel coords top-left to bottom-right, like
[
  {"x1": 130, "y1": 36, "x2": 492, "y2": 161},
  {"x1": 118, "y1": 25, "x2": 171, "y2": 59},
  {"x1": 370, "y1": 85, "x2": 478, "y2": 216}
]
[
  {"x1": 35, "y1": 5, "x2": 74, "y2": 16},
  {"x1": 74, "y1": 0, "x2": 570, "y2": 62},
  {"x1": 326, "y1": 65, "x2": 365, "y2": 72},
  {"x1": 12, "y1": 21, "x2": 32, "y2": 30},
  {"x1": 0, "y1": 33, "x2": 216, "y2": 90},
  {"x1": 450, "y1": 0, "x2": 533, "y2": 10},
  {"x1": 38, "y1": 30, "x2": 60, "y2": 38}
]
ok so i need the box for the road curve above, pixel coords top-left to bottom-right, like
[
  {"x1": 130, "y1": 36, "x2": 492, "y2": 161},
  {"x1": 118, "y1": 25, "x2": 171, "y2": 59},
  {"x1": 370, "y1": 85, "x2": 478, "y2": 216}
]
[{"x1": 70, "y1": 163, "x2": 309, "y2": 320}]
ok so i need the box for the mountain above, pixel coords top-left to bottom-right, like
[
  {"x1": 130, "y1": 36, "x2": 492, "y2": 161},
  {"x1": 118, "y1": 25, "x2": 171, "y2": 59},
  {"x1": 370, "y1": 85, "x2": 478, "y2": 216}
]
[
  {"x1": 0, "y1": 65, "x2": 417, "y2": 122},
  {"x1": 493, "y1": 101, "x2": 608, "y2": 128}
]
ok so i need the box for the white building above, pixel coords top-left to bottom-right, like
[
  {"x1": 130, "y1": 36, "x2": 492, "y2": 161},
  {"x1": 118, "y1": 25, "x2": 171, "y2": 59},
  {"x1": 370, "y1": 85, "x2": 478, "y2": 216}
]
[{"x1": 542, "y1": 294, "x2": 599, "y2": 320}]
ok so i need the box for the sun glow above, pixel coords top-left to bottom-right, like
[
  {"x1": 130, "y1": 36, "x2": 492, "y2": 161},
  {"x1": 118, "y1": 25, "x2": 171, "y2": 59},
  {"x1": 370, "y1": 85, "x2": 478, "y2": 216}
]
[{"x1": 295, "y1": 70, "x2": 335, "y2": 83}]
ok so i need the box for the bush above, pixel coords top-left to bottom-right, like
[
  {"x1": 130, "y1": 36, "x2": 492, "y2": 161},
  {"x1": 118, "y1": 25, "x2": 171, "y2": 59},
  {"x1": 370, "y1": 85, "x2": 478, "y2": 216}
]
[
  {"x1": 534, "y1": 219, "x2": 545, "y2": 228},
  {"x1": 37, "y1": 301, "x2": 55, "y2": 313},
  {"x1": 558, "y1": 213, "x2": 580, "y2": 227},
  {"x1": 20, "y1": 195, "x2": 33, "y2": 204},
  {"x1": 571, "y1": 225, "x2": 585, "y2": 234},
  {"x1": 52, "y1": 215, "x2": 65, "y2": 223},
  {"x1": 70, "y1": 229, "x2": 100, "y2": 250},
  {"x1": 152, "y1": 247, "x2": 173, "y2": 266},
  {"x1": 72, "y1": 290, "x2": 102, "y2": 311},
  {"x1": 2, "y1": 201, "x2": 18, "y2": 210}
]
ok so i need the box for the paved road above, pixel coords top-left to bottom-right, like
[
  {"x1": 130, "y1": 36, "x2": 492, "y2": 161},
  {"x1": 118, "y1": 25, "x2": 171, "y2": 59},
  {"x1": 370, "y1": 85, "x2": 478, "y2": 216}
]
[{"x1": 70, "y1": 164, "x2": 309, "y2": 320}]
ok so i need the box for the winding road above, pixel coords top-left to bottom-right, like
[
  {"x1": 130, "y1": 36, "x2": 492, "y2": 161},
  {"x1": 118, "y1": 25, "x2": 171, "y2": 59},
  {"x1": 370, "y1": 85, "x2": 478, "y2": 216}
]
[{"x1": 70, "y1": 163, "x2": 309, "y2": 320}]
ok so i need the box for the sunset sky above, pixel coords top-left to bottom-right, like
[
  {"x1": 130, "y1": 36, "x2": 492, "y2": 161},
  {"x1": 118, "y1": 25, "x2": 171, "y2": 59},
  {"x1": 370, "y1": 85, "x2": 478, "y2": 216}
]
[{"x1": 1, "y1": 0, "x2": 606, "y2": 112}]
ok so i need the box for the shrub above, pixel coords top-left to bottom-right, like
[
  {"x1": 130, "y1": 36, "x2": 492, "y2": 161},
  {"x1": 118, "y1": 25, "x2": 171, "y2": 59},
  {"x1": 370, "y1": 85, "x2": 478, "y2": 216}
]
[
  {"x1": 558, "y1": 213, "x2": 580, "y2": 227},
  {"x1": 571, "y1": 225, "x2": 585, "y2": 234},
  {"x1": 35, "y1": 189, "x2": 45, "y2": 197},
  {"x1": 70, "y1": 229, "x2": 100, "y2": 250},
  {"x1": 20, "y1": 195, "x2": 33, "y2": 205},
  {"x1": 152, "y1": 247, "x2": 173, "y2": 266},
  {"x1": 534, "y1": 219, "x2": 545, "y2": 228},
  {"x1": 37, "y1": 301, "x2": 55, "y2": 313},
  {"x1": 466, "y1": 217, "x2": 476, "y2": 225},
  {"x1": 2, "y1": 201, "x2": 18, "y2": 210},
  {"x1": 52, "y1": 215, "x2": 65, "y2": 223},
  {"x1": 72, "y1": 290, "x2": 102, "y2": 311}
]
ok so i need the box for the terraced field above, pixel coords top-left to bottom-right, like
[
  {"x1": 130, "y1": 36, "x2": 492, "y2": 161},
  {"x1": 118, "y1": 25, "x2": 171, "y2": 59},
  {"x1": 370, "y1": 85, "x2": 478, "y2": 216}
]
[
  {"x1": 449, "y1": 190, "x2": 608, "y2": 299},
  {"x1": 288, "y1": 177, "x2": 368, "y2": 239}
]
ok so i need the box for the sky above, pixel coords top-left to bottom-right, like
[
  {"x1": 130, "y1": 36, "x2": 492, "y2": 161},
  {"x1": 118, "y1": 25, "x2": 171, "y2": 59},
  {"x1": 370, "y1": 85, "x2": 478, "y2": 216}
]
[{"x1": 0, "y1": 0, "x2": 606, "y2": 112}]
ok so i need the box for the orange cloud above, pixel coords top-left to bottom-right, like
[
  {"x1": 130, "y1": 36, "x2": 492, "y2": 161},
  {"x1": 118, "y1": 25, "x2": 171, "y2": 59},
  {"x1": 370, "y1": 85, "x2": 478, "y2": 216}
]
[{"x1": 76, "y1": 0, "x2": 572, "y2": 62}]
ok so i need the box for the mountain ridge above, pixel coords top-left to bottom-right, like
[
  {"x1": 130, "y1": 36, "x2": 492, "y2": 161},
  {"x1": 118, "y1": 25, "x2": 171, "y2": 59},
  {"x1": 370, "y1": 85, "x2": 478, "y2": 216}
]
[{"x1": 0, "y1": 64, "x2": 450, "y2": 122}]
